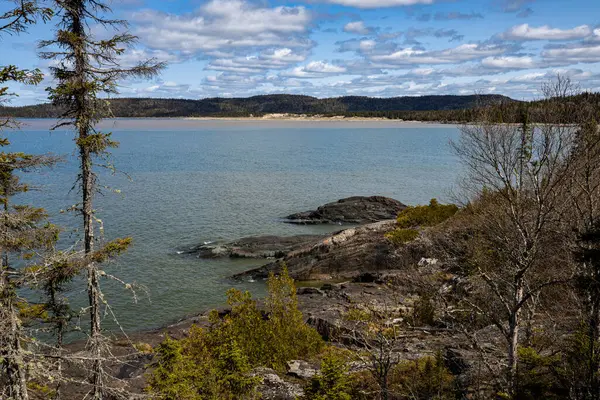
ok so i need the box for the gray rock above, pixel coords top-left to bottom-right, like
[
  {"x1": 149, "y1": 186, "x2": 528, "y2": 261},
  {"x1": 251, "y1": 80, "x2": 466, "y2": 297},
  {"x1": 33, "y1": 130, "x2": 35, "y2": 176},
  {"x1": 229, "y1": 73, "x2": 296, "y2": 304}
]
[
  {"x1": 284, "y1": 196, "x2": 406, "y2": 225},
  {"x1": 297, "y1": 287, "x2": 325, "y2": 296},
  {"x1": 287, "y1": 360, "x2": 317, "y2": 380},
  {"x1": 185, "y1": 234, "x2": 325, "y2": 259},
  {"x1": 233, "y1": 220, "x2": 424, "y2": 281},
  {"x1": 253, "y1": 367, "x2": 304, "y2": 400}
]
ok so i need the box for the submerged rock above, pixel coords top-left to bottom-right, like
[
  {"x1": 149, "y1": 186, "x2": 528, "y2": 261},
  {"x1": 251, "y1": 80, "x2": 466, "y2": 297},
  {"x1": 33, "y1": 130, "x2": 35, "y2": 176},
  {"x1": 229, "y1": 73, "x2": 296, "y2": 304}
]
[{"x1": 283, "y1": 196, "x2": 407, "y2": 225}]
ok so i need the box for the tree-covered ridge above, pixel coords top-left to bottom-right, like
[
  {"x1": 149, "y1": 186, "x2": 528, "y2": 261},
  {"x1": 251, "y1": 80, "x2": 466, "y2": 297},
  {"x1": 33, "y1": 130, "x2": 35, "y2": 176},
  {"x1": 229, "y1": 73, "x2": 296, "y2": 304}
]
[{"x1": 0, "y1": 93, "x2": 513, "y2": 118}]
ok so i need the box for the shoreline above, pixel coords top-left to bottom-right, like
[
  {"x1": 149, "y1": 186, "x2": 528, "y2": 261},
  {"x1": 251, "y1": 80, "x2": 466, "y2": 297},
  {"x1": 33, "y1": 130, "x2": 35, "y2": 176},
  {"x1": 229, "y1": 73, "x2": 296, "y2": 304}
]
[{"x1": 15, "y1": 116, "x2": 458, "y2": 130}]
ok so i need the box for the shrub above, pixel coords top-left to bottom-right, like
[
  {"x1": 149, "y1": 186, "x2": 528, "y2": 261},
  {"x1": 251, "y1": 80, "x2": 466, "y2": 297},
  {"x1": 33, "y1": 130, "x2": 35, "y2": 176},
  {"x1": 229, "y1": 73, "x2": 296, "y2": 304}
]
[
  {"x1": 149, "y1": 267, "x2": 324, "y2": 398},
  {"x1": 386, "y1": 199, "x2": 458, "y2": 245},
  {"x1": 516, "y1": 346, "x2": 567, "y2": 400},
  {"x1": 305, "y1": 352, "x2": 353, "y2": 400},
  {"x1": 343, "y1": 307, "x2": 372, "y2": 322},
  {"x1": 385, "y1": 228, "x2": 419, "y2": 244},
  {"x1": 390, "y1": 353, "x2": 455, "y2": 399},
  {"x1": 396, "y1": 199, "x2": 458, "y2": 229},
  {"x1": 215, "y1": 267, "x2": 325, "y2": 371},
  {"x1": 412, "y1": 294, "x2": 436, "y2": 326}
]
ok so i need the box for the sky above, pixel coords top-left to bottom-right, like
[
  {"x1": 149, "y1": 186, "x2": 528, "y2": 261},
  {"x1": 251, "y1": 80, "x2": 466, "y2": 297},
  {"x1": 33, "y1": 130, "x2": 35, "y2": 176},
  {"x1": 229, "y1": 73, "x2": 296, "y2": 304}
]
[{"x1": 1, "y1": 0, "x2": 600, "y2": 105}]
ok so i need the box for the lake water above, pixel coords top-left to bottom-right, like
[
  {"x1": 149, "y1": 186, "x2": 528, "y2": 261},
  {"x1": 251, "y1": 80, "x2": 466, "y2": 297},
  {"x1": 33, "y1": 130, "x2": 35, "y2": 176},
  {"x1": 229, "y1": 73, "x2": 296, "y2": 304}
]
[{"x1": 8, "y1": 118, "x2": 461, "y2": 334}]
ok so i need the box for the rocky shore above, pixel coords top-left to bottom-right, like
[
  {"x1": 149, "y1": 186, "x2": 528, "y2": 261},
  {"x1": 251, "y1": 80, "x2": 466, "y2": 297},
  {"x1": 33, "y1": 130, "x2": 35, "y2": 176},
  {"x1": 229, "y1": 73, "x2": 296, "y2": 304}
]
[{"x1": 63, "y1": 196, "x2": 496, "y2": 399}]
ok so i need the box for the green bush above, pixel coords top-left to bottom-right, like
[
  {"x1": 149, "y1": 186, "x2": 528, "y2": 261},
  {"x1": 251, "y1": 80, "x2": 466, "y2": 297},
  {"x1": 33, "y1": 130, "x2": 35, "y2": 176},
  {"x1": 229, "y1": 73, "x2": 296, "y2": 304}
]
[
  {"x1": 385, "y1": 228, "x2": 419, "y2": 244},
  {"x1": 386, "y1": 199, "x2": 458, "y2": 245},
  {"x1": 396, "y1": 199, "x2": 458, "y2": 228},
  {"x1": 412, "y1": 294, "x2": 436, "y2": 326},
  {"x1": 305, "y1": 352, "x2": 353, "y2": 400},
  {"x1": 516, "y1": 346, "x2": 567, "y2": 400},
  {"x1": 149, "y1": 268, "x2": 324, "y2": 399},
  {"x1": 390, "y1": 353, "x2": 455, "y2": 399}
]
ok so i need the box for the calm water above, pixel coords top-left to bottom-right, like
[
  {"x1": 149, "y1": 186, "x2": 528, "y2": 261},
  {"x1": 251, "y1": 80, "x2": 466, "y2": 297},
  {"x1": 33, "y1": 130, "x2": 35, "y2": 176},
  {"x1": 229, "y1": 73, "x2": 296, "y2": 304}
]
[{"x1": 8, "y1": 119, "x2": 461, "y2": 333}]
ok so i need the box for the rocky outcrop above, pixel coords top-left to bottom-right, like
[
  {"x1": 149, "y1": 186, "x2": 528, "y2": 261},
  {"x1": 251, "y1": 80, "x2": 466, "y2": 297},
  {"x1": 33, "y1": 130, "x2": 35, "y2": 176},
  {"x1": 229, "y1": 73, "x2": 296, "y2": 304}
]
[
  {"x1": 234, "y1": 220, "x2": 427, "y2": 281},
  {"x1": 252, "y1": 367, "x2": 304, "y2": 400},
  {"x1": 283, "y1": 196, "x2": 406, "y2": 224},
  {"x1": 184, "y1": 235, "x2": 325, "y2": 259}
]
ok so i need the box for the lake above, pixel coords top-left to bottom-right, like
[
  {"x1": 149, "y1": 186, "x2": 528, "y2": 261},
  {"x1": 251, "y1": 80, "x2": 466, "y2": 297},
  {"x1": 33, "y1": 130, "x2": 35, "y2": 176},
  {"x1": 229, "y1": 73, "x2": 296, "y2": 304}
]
[{"x1": 8, "y1": 118, "x2": 462, "y2": 333}]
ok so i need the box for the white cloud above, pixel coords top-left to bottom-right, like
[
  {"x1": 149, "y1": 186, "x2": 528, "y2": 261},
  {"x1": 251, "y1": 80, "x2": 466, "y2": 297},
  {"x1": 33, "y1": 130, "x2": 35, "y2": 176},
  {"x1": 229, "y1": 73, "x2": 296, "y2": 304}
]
[
  {"x1": 284, "y1": 61, "x2": 347, "y2": 78},
  {"x1": 133, "y1": 0, "x2": 312, "y2": 53},
  {"x1": 206, "y1": 48, "x2": 308, "y2": 73},
  {"x1": 481, "y1": 56, "x2": 536, "y2": 69},
  {"x1": 325, "y1": 0, "x2": 434, "y2": 8},
  {"x1": 501, "y1": 24, "x2": 592, "y2": 41},
  {"x1": 343, "y1": 21, "x2": 371, "y2": 35},
  {"x1": 542, "y1": 44, "x2": 600, "y2": 64},
  {"x1": 371, "y1": 43, "x2": 509, "y2": 65},
  {"x1": 359, "y1": 40, "x2": 377, "y2": 52}
]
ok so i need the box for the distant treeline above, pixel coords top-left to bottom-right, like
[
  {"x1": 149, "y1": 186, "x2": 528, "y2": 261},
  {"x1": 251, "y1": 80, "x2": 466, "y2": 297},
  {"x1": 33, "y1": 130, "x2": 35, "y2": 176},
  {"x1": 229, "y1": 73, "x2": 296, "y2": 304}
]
[
  {"x1": 0, "y1": 93, "x2": 511, "y2": 119},
  {"x1": 2, "y1": 92, "x2": 600, "y2": 123}
]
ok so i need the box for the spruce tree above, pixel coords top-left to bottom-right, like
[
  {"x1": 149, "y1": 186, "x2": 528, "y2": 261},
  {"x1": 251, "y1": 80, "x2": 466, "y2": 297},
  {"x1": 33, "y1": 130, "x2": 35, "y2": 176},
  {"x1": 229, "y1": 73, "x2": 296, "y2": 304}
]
[
  {"x1": 0, "y1": 3, "x2": 57, "y2": 399},
  {"x1": 39, "y1": 1, "x2": 164, "y2": 398}
]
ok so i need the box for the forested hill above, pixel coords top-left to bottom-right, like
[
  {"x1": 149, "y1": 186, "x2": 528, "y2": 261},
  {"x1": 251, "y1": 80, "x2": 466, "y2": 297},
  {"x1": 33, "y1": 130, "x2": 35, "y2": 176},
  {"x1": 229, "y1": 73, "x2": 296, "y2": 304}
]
[{"x1": 0, "y1": 94, "x2": 513, "y2": 118}]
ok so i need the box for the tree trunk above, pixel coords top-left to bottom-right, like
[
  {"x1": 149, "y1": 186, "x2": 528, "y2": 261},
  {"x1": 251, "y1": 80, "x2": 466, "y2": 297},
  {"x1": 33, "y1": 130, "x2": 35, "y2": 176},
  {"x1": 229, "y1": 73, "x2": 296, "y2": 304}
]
[
  {"x1": 71, "y1": 2, "x2": 103, "y2": 396},
  {"x1": 81, "y1": 124, "x2": 102, "y2": 400},
  {"x1": 6, "y1": 298, "x2": 30, "y2": 400},
  {"x1": 1, "y1": 189, "x2": 29, "y2": 400},
  {"x1": 589, "y1": 292, "x2": 600, "y2": 400},
  {"x1": 507, "y1": 280, "x2": 524, "y2": 397}
]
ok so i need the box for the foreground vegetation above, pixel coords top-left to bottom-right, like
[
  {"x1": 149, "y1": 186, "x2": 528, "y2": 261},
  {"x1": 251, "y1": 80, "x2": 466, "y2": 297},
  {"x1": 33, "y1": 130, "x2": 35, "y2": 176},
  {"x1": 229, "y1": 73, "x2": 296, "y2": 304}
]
[{"x1": 2, "y1": 0, "x2": 600, "y2": 399}]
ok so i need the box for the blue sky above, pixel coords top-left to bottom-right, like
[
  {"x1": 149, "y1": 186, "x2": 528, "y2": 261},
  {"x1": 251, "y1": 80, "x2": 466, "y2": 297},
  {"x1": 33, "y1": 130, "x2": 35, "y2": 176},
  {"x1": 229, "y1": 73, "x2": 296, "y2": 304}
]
[{"x1": 2, "y1": 0, "x2": 600, "y2": 105}]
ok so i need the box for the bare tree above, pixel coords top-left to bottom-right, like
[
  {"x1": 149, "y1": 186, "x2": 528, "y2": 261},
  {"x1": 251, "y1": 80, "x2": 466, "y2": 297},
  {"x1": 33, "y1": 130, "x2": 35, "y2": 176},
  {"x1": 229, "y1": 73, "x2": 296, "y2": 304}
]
[
  {"x1": 451, "y1": 79, "x2": 578, "y2": 396},
  {"x1": 39, "y1": 1, "x2": 164, "y2": 398}
]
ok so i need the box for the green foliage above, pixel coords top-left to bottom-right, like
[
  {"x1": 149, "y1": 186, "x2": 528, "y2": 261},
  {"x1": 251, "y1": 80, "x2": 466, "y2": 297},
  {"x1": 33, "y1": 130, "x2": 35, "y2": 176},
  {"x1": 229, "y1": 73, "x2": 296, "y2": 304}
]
[
  {"x1": 343, "y1": 307, "x2": 372, "y2": 322},
  {"x1": 91, "y1": 237, "x2": 133, "y2": 263},
  {"x1": 396, "y1": 199, "x2": 458, "y2": 229},
  {"x1": 150, "y1": 268, "x2": 324, "y2": 398},
  {"x1": 386, "y1": 199, "x2": 457, "y2": 245},
  {"x1": 305, "y1": 352, "x2": 352, "y2": 400},
  {"x1": 148, "y1": 328, "x2": 260, "y2": 400},
  {"x1": 75, "y1": 132, "x2": 119, "y2": 154},
  {"x1": 385, "y1": 228, "x2": 419, "y2": 244},
  {"x1": 390, "y1": 353, "x2": 455, "y2": 400},
  {"x1": 264, "y1": 267, "x2": 325, "y2": 370},
  {"x1": 412, "y1": 294, "x2": 436, "y2": 326},
  {"x1": 515, "y1": 346, "x2": 567, "y2": 400}
]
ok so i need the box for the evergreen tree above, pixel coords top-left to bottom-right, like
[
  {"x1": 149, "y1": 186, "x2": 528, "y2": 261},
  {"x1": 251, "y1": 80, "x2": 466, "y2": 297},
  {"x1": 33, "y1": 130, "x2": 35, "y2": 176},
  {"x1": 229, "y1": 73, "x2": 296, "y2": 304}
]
[
  {"x1": 0, "y1": 2, "x2": 57, "y2": 399},
  {"x1": 39, "y1": 1, "x2": 164, "y2": 398}
]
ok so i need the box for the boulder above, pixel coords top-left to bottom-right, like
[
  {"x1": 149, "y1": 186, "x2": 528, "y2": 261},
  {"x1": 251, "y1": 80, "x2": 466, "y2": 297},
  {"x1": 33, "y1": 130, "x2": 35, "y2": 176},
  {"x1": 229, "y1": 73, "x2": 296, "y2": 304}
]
[{"x1": 284, "y1": 196, "x2": 407, "y2": 225}]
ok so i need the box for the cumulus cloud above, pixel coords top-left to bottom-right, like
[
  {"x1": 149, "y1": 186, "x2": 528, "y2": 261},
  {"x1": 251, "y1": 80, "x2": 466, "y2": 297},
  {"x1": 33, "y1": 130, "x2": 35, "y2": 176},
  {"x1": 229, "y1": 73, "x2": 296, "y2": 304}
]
[
  {"x1": 206, "y1": 48, "x2": 308, "y2": 73},
  {"x1": 501, "y1": 24, "x2": 592, "y2": 41},
  {"x1": 284, "y1": 61, "x2": 347, "y2": 78},
  {"x1": 481, "y1": 56, "x2": 536, "y2": 69},
  {"x1": 542, "y1": 43, "x2": 600, "y2": 64},
  {"x1": 344, "y1": 21, "x2": 372, "y2": 34},
  {"x1": 133, "y1": 0, "x2": 312, "y2": 53},
  {"x1": 371, "y1": 43, "x2": 510, "y2": 65}
]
